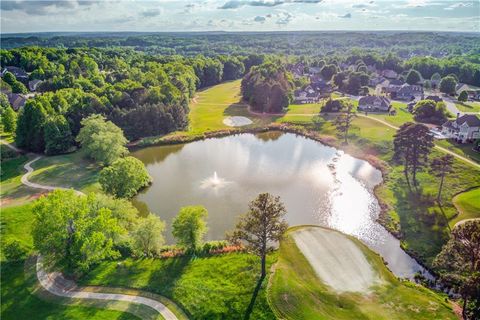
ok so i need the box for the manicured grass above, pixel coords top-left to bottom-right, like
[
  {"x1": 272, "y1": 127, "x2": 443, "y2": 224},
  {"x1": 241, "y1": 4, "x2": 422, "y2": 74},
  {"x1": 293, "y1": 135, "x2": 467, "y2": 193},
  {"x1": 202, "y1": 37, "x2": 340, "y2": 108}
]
[
  {"x1": 1, "y1": 261, "x2": 140, "y2": 320},
  {"x1": 370, "y1": 102, "x2": 414, "y2": 127},
  {"x1": 0, "y1": 203, "x2": 34, "y2": 259},
  {"x1": 269, "y1": 227, "x2": 456, "y2": 320},
  {"x1": 455, "y1": 101, "x2": 480, "y2": 113},
  {"x1": 0, "y1": 155, "x2": 40, "y2": 207},
  {"x1": 29, "y1": 151, "x2": 101, "y2": 194},
  {"x1": 451, "y1": 187, "x2": 480, "y2": 226},
  {"x1": 189, "y1": 80, "x2": 272, "y2": 134},
  {"x1": 80, "y1": 253, "x2": 277, "y2": 320},
  {"x1": 436, "y1": 139, "x2": 480, "y2": 163}
]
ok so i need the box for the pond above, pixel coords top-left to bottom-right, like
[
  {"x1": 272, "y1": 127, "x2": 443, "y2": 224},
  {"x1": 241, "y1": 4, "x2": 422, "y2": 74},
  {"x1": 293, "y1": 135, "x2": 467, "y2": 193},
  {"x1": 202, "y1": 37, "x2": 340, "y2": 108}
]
[{"x1": 132, "y1": 132, "x2": 427, "y2": 279}]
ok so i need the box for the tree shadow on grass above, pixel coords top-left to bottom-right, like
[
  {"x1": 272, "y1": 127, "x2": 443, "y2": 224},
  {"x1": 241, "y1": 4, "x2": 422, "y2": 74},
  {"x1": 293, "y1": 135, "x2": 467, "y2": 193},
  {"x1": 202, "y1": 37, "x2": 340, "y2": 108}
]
[
  {"x1": 392, "y1": 179, "x2": 450, "y2": 265},
  {"x1": 243, "y1": 275, "x2": 265, "y2": 320}
]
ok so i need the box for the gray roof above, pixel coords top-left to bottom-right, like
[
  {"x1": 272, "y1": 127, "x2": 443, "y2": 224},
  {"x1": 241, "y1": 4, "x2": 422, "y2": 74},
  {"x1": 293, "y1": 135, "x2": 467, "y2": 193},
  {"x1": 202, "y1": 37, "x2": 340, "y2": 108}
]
[
  {"x1": 358, "y1": 95, "x2": 391, "y2": 109},
  {"x1": 457, "y1": 114, "x2": 480, "y2": 127}
]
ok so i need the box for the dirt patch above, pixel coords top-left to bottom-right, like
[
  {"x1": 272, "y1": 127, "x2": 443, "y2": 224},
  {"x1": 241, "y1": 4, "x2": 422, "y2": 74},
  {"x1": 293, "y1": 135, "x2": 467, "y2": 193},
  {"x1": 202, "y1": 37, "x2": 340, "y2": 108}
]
[{"x1": 292, "y1": 227, "x2": 382, "y2": 293}]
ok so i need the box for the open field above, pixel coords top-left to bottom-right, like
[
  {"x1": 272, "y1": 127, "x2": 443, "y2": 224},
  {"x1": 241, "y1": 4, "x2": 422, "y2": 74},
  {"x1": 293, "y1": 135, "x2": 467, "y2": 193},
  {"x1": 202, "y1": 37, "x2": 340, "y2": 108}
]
[
  {"x1": 80, "y1": 253, "x2": 277, "y2": 320},
  {"x1": 268, "y1": 226, "x2": 456, "y2": 320}
]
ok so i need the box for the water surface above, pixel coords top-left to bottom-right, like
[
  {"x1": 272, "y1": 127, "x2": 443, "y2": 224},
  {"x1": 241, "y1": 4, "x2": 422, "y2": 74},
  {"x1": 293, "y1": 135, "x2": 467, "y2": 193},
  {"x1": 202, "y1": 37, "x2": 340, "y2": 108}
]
[{"x1": 133, "y1": 132, "x2": 426, "y2": 278}]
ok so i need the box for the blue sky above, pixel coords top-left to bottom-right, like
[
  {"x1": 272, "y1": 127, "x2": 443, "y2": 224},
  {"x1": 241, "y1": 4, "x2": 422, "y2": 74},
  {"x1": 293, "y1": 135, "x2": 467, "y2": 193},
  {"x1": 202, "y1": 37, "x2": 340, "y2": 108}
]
[{"x1": 1, "y1": 0, "x2": 479, "y2": 33}]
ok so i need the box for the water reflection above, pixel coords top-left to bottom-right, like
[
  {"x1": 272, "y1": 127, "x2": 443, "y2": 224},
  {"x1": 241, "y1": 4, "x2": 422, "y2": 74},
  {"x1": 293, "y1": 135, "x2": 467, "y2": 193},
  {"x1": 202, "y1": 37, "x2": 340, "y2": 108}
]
[{"x1": 132, "y1": 132, "x2": 426, "y2": 279}]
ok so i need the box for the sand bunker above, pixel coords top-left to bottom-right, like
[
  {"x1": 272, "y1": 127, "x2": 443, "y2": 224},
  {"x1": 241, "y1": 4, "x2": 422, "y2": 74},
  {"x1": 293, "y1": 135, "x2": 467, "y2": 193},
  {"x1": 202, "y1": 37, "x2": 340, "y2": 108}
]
[
  {"x1": 223, "y1": 116, "x2": 253, "y2": 127},
  {"x1": 292, "y1": 227, "x2": 381, "y2": 293}
]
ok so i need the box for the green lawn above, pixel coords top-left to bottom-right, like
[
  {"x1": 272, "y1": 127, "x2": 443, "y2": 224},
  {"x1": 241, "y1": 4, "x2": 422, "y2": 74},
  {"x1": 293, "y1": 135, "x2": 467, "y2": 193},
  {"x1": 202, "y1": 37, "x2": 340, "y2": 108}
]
[
  {"x1": 80, "y1": 253, "x2": 277, "y2": 320},
  {"x1": 1, "y1": 261, "x2": 140, "y2": 320},
  {"x1": 0, "y1": 203, "x2": 34, "y2": 259},
  {"x1": 269, "y1": 227, "x2": 456, "y2": 320},
  {"x1": 451, "y1": 187, "x2": 480, "y2": 226},
  {"x1": 189, "y1": 80, "x2": 272, "y2": 134},
  {"x1": 0, "y1": 155, "x2": 39, "y2": 206},
  {"x1": 436, "y1": 139, "x2": 480, "y2": 164},
  {"x1": 370, "y1": 102, "x2": 414, "y2": 127},
  {"x1": 29, "y1": 151, "x2": 101, "y2": 194},
  {"x1": 455, "y1": 101, "x2": 480, "y2": 113}
]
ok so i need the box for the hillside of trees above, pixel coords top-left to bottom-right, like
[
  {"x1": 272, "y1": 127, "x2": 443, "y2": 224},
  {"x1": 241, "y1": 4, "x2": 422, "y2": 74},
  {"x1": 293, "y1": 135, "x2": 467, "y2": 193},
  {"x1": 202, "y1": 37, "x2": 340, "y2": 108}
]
[{"x1": 0, "y1": 47, "x2": 258, "y2": 153}]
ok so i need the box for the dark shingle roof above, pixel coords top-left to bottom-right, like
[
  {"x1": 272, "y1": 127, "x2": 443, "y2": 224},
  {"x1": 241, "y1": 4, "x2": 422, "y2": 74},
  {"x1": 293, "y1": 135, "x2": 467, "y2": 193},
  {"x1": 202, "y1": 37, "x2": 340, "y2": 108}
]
[{"x1": 457, "y1": 114, "x2": 480, "y2": 127}]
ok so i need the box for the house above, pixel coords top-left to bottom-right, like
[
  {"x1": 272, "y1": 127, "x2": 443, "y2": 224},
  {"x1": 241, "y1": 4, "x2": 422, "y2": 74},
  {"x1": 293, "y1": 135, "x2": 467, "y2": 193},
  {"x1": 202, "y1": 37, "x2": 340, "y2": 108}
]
[
  {"x1": 396, "y1": 84, "x2": 423, "y2": 101},
  {"x1": 455, "y1": 83, "x2": 469, "y2": 96},
  {"x1": 369, "y1": 76, "x2": 387, "y2": 87},
  {"x1": 358, "y1": 96, "x2": 391, "y2": 112},
  {"x1": 455, "y1": 83, "x2": 480, "y2": 100},
  {"x1": 28, "y1": 79, "x2": 43, "y2": 92},
  {"x1": 441, "y1": 114, "x2": 480, "y2": 143},
  {"x1": 294, "y1": 85, "x2": 320, "y2": 104},
  {"x1": 7, "y1": 93, "x2": 26, "y2": 111},
  {"x1": 379, "y1": 79, "x2": 404, "y2": 95},
  {"x1": 1, "y1": 66, "x2": 28, "y2": 82},
  {"x1": 381, "y1": 69, "x2": 398, "y2": 79},
  {"x1": 425, "y1": 95, "x2": 443, "y2": 103}
]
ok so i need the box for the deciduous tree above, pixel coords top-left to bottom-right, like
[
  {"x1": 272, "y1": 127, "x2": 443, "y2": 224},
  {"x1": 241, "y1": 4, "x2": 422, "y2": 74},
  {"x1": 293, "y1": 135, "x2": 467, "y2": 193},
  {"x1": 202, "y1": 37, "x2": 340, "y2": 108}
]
[
  {"x1": 440, "y1": 76, "x2": 457, "y2": 95},
  {"x1": 32, "y1": 190, "x2": 125, "y2": 273},
  {"x1": 132, "y1": 214, "x2": 166, "y2": 257},
  {"x1": 458, "y1": 90, "x2": 468, "y2": 102},
  {"x1": 76, "y1": 114, "x2": 128, "y2": 165},
  {"x1": 172, "y1": 206, "x2": 208, "y2": 253},
  {"x1": 406, "y1": 69, "x2": 421, "y2": 85},
  {"x1": 99, "y1": 156, "x2": 151, "y2": 198},
  {"x1": 1, "y1": 105, "x2": 17, "y2": 133}
]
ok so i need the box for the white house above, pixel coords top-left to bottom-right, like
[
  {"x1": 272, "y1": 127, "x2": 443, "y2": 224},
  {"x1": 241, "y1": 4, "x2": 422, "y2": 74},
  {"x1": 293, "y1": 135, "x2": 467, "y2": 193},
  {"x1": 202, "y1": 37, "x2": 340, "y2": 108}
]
[{"x1": 442, "y1": 114, "x2": 480, "y2": 143}]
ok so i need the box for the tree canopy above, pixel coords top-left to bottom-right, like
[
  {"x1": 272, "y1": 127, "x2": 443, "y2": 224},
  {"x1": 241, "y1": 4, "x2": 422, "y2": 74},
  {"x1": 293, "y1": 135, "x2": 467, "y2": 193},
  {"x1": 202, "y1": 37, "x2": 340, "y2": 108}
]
[
  {"x1": 32, "y1": 190, "x2": 125, "y2": 273},
  {"x1": 76, "y1": 114, "x2": 128, "y2": 165},
  {"x1": 172, "y1": 206, "x2": 208, "y2": 253},
  {"x1": 99, "y1": 156, "x2": 151, "y2": 198}
]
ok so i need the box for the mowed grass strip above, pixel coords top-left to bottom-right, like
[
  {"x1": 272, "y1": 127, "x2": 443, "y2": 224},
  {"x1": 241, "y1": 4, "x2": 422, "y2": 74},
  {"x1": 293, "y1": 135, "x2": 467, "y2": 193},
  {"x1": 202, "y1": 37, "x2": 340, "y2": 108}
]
[{"x1": 268, "y1": 226, "x2": 456, "y2": 320}]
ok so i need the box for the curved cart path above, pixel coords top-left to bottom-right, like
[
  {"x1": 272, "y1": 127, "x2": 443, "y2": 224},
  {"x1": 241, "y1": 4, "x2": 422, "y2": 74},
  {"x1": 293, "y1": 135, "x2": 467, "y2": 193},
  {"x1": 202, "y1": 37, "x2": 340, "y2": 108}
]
[{"x1": 20, "y1": 157, "x2": 180, "y2": 320}]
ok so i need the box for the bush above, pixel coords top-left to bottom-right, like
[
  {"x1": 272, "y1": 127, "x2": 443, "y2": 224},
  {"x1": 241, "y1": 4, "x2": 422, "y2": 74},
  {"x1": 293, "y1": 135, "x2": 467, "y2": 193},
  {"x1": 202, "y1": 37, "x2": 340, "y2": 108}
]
[{"x1": 3, "y1": 239, "x2": 28, "y2": 261}]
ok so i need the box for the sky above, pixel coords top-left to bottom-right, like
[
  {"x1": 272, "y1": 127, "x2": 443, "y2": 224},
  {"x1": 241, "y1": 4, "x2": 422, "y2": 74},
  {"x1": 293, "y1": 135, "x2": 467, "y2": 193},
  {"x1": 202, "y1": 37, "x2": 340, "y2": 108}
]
[{"x1": 1, "y1": 0, "x2": 479, "y2": 34}]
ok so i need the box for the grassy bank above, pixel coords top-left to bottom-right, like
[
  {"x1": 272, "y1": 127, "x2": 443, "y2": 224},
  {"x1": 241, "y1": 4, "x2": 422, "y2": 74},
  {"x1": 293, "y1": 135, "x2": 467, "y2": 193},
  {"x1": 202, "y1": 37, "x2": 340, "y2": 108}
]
[
  {"x1": 79, "y1": 253, "x2": 277, "y2": 320},
  {"x1": 268, "y1": 227, "x2": 456, "y2": 320}
]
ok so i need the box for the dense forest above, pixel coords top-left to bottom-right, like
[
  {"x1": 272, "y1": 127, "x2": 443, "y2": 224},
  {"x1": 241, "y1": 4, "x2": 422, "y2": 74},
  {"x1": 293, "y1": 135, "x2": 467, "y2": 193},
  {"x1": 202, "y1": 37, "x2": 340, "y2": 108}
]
[
  {"x1": 1, "y1": 32, "x2": 480, "y2": 154},
  {"x1": 0, "y1": 47, "x2": 258, "y2": 153},
  {"x1": 2, "y1": 32, "x2": 479, "y2": 57}
]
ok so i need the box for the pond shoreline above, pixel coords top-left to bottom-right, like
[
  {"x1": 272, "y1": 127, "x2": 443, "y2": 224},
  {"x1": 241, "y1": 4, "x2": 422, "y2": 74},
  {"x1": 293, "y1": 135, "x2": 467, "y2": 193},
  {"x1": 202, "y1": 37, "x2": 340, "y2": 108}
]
[{"x1": 129, "y1": 124, "x2": 436, "y2": 278}]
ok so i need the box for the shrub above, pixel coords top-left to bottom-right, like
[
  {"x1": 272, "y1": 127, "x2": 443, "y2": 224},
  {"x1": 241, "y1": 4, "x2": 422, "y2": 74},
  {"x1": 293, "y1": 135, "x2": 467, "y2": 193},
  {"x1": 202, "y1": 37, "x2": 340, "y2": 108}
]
[{"x1": 3, "y1": 239, "x2": 28, "y2": 261}]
